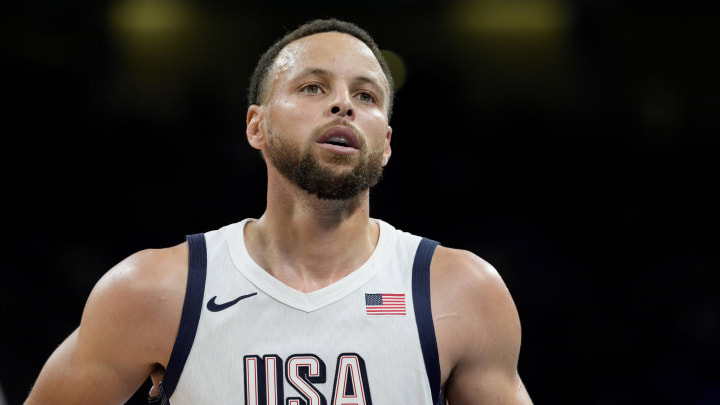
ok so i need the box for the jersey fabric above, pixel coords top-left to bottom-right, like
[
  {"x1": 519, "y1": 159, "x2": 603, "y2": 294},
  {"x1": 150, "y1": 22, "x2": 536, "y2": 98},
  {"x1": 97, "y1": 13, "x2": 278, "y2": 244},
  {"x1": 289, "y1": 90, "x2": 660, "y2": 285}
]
[{"x1": 151, "y1": 218, "x2": 442, "y2": 405}]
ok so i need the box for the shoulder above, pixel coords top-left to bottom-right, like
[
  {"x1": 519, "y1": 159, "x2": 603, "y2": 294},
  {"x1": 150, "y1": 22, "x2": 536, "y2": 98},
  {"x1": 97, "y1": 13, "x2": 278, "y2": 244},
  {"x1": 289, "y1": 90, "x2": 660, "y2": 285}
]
[
  {"x1": 23, "y1": 243, "x2": 191, "y2": 403},
  {"x1": 90, "y1": 242, "x2": 189, "y2": 302},
  {"x1": 429, "y1": 246, "x2": 522, "y2": 381},
  {"x1": 87, "y1": 242, "x2": 189, "y2": 317},
  {"x1": 429, "y1": 246, "x2": 511, "y2": 309},
  {"x1": 78, "y1": 241, "x2": 189, "y2": 367}
]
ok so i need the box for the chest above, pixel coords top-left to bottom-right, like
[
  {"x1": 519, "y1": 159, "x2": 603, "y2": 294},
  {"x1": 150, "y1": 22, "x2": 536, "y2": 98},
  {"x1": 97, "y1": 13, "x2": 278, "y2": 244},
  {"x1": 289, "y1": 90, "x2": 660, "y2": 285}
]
[{"x1": 172, "y1": 289, "x2": 433, "y2": 404}]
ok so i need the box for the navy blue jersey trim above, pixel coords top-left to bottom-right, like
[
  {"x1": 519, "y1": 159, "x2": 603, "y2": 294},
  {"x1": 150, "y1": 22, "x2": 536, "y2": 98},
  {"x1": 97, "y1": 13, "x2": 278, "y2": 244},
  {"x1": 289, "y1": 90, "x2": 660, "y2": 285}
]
[
  {"x1": 156, "y1": 233, "x2": 208, "y2": 402},
  {"x1": 412, "y1": 237, "x2": 442, "y2": 403}
]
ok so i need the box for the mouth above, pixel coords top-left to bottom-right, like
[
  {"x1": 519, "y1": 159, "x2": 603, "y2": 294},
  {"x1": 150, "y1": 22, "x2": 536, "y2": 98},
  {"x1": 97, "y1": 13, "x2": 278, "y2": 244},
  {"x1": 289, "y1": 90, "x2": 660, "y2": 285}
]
[{"x1": 316, "y1": 126, "x2": 360, "y2": 150}]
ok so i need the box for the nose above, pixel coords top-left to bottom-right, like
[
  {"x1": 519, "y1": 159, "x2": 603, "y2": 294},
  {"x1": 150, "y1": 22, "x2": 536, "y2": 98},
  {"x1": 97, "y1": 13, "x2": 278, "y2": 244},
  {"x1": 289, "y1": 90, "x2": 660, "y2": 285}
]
[
  {"x1": 328, "y1": 91, "x2": 354, "y2": 119},
  {"x1": 331, "y1": 105, "x2": 352, "y2": 117}
]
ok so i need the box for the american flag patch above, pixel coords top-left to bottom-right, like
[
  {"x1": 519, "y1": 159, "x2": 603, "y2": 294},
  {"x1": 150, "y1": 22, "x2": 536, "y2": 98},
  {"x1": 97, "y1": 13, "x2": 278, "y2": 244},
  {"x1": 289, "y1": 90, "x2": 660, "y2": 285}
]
[{"x1": 365, "y1": 293, "x2": 406, "y2": 316}]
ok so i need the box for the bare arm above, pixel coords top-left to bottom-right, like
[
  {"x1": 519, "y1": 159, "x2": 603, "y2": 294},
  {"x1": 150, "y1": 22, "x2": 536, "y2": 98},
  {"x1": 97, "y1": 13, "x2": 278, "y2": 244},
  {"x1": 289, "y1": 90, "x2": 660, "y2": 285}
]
[
  {"x1": 432, "y1": 248, "x2": 532, "y2": 404},
  {"x1": 25, "y1": 245, "x2": 187, "y2": 404}
]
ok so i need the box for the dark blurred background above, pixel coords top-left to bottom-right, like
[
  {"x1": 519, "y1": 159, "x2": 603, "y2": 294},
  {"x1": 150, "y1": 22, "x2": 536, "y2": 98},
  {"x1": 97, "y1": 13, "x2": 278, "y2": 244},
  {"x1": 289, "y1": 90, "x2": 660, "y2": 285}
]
[{"x1": 2, "y1": 0, "x2": 719, "y2": 404}]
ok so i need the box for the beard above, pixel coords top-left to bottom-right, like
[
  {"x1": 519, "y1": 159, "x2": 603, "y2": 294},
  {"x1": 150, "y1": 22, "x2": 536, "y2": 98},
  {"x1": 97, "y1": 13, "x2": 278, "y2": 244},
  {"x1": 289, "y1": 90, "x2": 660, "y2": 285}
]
[{"x1": 265, "y1": 122, "x2": 385, "y2": 200}]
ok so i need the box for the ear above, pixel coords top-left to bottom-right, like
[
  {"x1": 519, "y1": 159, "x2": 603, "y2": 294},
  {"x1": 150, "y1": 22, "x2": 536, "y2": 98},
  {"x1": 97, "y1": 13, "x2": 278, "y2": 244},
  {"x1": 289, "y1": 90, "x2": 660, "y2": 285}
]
[
  {"x1": 246, "y1": 105, "x2": 267, "y2": 150},
  {"x1": 382, "y1": 126, "x2": 392, "y2": 166}
]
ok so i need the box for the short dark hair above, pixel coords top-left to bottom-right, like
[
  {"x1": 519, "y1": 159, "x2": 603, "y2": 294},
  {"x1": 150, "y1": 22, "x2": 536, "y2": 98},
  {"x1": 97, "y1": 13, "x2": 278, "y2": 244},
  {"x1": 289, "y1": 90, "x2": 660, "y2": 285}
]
[{"x1": 247, "y1": 18, "x2": 395, "y2": 120}]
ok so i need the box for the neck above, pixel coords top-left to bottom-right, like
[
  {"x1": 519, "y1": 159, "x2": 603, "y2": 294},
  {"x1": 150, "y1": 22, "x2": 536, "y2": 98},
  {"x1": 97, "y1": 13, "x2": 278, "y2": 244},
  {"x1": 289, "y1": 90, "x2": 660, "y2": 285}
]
[{"x1": 244, "y1": 172, "x2": 379, "y2": 293}]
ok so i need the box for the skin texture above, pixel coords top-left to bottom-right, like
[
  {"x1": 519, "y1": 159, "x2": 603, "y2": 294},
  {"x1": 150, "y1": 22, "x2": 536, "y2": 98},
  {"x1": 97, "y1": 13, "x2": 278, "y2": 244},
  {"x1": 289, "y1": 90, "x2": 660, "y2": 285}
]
[{"x1": 25, "y1": 32, "x2": 531, "y2": 404}]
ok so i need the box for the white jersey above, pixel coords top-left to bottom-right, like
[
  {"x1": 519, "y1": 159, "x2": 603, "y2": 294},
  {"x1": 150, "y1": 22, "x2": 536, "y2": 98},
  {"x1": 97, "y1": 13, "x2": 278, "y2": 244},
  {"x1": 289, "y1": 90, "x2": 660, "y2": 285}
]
[{"x1": 152, "y1": 218, "x2": 442, "y2": 405}]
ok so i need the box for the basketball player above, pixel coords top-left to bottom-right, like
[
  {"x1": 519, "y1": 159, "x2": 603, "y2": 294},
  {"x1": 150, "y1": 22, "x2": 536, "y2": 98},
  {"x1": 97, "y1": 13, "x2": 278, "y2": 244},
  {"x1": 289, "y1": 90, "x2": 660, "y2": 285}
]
[{"x1": 25, "y1": 19, "x2": 532, "y2": 404}]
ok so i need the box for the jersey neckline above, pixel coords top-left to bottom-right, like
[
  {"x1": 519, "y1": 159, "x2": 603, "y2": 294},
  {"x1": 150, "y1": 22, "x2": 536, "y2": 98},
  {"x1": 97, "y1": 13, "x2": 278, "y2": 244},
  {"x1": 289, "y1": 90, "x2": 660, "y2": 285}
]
[{"x1": 226, "y1": 218, "x2": 396, "y2": 312}]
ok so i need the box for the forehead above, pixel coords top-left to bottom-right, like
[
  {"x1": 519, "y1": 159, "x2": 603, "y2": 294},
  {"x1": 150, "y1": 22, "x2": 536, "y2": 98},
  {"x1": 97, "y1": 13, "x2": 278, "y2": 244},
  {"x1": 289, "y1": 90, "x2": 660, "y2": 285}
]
[{"x1": 270, "y1": 31, "x2": 388, "y2": 92}]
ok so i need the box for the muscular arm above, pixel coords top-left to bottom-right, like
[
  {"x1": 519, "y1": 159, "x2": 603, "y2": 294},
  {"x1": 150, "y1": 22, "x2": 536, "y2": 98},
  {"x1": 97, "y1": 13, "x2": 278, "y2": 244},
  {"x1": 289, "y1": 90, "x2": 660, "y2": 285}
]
[
  {"x1": 25, "y1": 245, "x2": 187, "y2": 404},
  {"x1": 432, "y1": 248, "x2": 532, "y2": 404}
]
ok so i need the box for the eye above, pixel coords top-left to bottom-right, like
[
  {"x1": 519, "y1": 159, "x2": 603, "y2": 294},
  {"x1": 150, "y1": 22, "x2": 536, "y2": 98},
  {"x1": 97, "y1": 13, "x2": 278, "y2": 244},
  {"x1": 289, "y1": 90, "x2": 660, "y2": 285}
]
[
  {"x1": 356, "y1": 91, "x2": 376, "y2": 103},
  {"x1": 300, "y1": 84, "x2": 324, "y2": 94}
]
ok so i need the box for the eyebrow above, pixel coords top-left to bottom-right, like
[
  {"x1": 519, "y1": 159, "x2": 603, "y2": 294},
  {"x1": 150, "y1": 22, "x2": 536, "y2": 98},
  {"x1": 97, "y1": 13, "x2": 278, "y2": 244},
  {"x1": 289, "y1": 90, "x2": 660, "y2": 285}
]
[{"x1": 293, "y1": 67, "x2": 387, "y2": 99}]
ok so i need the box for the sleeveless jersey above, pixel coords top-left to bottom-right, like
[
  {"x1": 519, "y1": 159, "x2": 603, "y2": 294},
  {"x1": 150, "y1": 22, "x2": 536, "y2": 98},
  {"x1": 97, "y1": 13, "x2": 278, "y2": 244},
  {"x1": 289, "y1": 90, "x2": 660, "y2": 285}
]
[{"x1": 151, "y1": 218, "x2": 442, "y2": 405}]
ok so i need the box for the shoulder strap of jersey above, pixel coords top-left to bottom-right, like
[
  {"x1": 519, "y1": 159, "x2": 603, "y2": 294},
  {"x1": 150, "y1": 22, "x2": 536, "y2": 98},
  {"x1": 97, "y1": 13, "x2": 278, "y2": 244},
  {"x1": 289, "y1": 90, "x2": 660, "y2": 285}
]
[
  {"x1": 150, "y1": 233, "x2": 208, "y2": 404},
  {"x1": 411, "y1": 237, "x2": 443, "y2": 404}
]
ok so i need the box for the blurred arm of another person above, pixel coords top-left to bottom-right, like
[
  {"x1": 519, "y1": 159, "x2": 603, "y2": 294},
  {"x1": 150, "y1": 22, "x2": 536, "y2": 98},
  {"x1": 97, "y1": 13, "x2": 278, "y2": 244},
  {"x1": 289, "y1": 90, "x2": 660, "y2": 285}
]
[
  {"x1": 25, "y1": 243, "x2": 188, "y2": 404},
  {"x1": 432, "y1": 247, "x2": 533, "y2": 404}
]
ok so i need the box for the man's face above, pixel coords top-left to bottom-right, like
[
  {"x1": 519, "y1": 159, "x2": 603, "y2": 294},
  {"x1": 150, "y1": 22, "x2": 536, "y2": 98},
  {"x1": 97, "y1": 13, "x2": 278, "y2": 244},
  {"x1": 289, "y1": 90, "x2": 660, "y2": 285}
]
[{"x1": 251, "y1": 31, "x2": 392, "y2": 200}]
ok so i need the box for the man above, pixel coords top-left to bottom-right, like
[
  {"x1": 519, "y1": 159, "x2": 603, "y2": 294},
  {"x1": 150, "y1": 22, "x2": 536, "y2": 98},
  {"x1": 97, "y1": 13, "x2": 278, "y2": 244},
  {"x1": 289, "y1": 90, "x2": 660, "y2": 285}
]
[{"x1": 26, "y1": 19, "x2": 532, "y2": 404}]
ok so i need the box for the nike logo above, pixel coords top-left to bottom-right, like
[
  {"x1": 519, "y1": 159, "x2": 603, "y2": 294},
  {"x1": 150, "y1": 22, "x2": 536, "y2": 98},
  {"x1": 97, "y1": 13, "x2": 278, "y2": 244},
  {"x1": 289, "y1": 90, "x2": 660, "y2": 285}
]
[{"x1": 206, "y1": 292, "x2": 258, "y2": 312}]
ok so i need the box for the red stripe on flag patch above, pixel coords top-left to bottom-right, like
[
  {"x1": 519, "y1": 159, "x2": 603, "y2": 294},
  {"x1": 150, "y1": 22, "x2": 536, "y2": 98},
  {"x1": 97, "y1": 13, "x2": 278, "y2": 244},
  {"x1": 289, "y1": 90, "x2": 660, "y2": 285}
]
[{"x1": 365, "y1": 293, "x2": 406, "y2": 316}]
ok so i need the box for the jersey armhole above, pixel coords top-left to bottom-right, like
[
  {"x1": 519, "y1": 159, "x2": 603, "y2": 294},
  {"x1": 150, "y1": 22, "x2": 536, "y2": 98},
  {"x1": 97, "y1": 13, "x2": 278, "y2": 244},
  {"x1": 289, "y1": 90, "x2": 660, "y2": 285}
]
[
  {"x1": 411, "y1": 237, "x2": 443, "y2": 404},
  {"x1": 152, "y1": 233, "x2": 208, "y2": 404}
]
